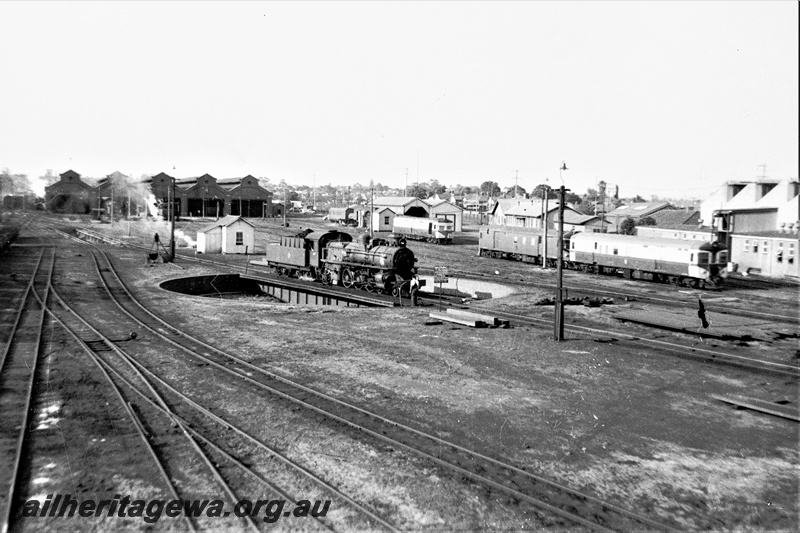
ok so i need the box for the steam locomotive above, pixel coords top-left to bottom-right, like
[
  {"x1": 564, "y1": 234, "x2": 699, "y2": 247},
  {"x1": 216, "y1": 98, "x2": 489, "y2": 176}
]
[{"x1": 262, "y1": 230, "x2": 422, "y2": 295}]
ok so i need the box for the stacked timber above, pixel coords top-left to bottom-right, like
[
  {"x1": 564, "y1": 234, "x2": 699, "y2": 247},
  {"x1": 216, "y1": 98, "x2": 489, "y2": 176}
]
[{"x1": 428, "y1": 309, "x2": 510, "y2": 328}]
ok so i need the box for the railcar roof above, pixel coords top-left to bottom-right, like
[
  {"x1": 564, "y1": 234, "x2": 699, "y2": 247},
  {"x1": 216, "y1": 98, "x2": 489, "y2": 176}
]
[
  {"x1": 484, "y1": 224, "x2": 546, "y2": 235},
  {"x1": 571, "y1": 232, "x2": 720, "y2": 250}
]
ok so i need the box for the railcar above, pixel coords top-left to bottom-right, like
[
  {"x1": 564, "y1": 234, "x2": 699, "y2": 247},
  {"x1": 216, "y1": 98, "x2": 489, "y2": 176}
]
[
  {"x1": 478, "y1": 225, "x2": 566, "y2": 267},
  {"x1": 263, "y1": 230, "x2": 422, "y2": 295},
  {"x1": 392, "y1": 216, "x2": 454, "y2": 244},
  {"x1": 569, "y1": 233, "x2": 727, "y2": 288},
  {"x1": 477, "y1": 224, "x2": 727, "y2": 288}
]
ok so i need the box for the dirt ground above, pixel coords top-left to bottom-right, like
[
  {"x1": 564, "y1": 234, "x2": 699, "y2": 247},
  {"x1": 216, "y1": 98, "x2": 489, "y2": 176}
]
[{"x1": 120, "y1": 252, "x2": 799, "y2": 531}]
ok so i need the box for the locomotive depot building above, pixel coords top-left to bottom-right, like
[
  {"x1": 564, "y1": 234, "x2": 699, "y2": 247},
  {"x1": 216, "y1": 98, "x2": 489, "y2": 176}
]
[
  {"x1": 45, "y1": 170, "x2": 275, "y2": 219},
  {"x1": 147, "y1": 172, "x2": 274, "y2": 218}
]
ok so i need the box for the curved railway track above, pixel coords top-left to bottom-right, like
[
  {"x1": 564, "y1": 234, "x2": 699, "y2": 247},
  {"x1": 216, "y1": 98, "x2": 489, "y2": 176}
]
[{"x1": 52, "y1": 227, "x2": 678, "y2": 531}]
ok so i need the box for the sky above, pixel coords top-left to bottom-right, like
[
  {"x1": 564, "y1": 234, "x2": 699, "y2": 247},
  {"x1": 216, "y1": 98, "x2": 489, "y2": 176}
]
[{"x1": 1, "y1": 1, "x2": 797, "y2": 199}]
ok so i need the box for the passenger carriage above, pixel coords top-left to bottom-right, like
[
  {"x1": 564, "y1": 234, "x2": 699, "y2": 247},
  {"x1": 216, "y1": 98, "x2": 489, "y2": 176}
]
[{"x1": 569, "y1": 233, "x2": 727, "y2": 288}]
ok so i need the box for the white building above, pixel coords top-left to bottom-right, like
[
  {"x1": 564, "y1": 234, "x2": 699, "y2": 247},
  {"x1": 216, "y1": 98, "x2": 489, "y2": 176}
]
[
  {"x1": 196, "y1": 215, "x2": 255, "y2": 254},
  {"x1": 426, "y1": 199, "x2": 464, "y2": 231}
]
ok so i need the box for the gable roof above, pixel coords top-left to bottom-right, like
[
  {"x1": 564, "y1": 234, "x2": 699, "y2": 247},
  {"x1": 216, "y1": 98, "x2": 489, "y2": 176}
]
[
  {"x1": 198, "y1": 215, "x2": 254, "y2": 232},
  {"x1": 648, "y1": 209, "x2": 701, "y2": 227},
  {"x1": 373, "y1": 196, "x2": 422, "y2": 207},
  {"x1": 606, "y1": 202, "x2": 675, "y2": 218}
]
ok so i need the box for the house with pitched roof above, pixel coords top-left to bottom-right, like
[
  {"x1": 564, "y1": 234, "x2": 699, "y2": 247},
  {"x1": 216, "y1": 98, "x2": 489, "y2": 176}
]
[
  {"x1": 604, "y1": 202, "x2": 676, "y2": 233},
  {"x1": 196, "y1": 215, "x2": 255, "y2": 254}
]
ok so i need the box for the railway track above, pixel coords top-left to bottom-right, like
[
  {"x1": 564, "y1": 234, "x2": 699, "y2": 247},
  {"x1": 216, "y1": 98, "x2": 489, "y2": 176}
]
[
  {"x1": 422, "y1": 266, "x2": 799, "y2": 325},
  {"x1": 464, "y1": 304, "x2": 800, "y2": 378},
  {"x1": 0, "y1": 247, "x2": 53, "y2": 533},
  {"x1": 55, "y1": 230, "x2": 677, "y2": 531}
]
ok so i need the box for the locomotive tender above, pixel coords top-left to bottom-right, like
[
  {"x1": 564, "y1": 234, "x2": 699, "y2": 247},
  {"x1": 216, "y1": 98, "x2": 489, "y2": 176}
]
[
  {"x1": 392, "y1": 216, "x2": 454, "y2": 244},
  {"x1": 479, "y1": 224, "x2": 728, "y2": 288},
  {"x1": 263, "y1": 230, "x2": 422, "y2": 295}
]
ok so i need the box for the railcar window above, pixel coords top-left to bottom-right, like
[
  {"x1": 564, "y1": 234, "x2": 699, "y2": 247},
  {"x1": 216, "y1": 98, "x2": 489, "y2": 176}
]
[
  {"x1": 762, "y1": 241, "x2": 768, "y2": 254},
  {"x1": 594, "y1": 242, "x2": 598, "y2": 250},
  {"x1": 697, "y1": 252, "x2": 709, "y2": 264},
  {"x1": 613, "y1": 248, "x2": 618, "y2": 255},
  {"x1": 752, "y1": 242, "x2": 759, "y2": 253},
  {"x1": 789, "y1": 243, "x2": 795, "y2": 264},
  {"x1": 690, "y1": 253, "x2": 694, "y2": 262},
  {"x1": 777, "y1": 242, "x2": 784, "y2": 262},
  {"x1": 744, "y1": 239, "x2": 750, "y2": 252}
]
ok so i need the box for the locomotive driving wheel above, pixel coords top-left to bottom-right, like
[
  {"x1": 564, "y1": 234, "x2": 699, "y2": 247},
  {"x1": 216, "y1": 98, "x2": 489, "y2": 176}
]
[
  {"x1": 321, "y1": 270, "x2": 332, "y2": 285},
  {"x1": 392, "y1": 275, "x2": 406, "y2": 297},
  {"x1": 341, "y1": 268, "x2": 355, "y2": 289}
]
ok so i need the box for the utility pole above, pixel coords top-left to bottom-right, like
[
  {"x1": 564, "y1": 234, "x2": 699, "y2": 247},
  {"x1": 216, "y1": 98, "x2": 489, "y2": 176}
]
[
  {"x1": 370, "y1": 187, "x2": 374, "y2": 238},
  {"x1": 513, "y1": 170, "x2": 519, "y2": 197},
  {"x1": 598, "y1": 180, "x2": 606, "y2": 233},
  {"x1": 110, "y1": 179, "x2": 114, "y2": 227},
  {"x1": 554, "y1": 185, "x2": 570, "y2": 341},
  {"x1": 405, "y1": 168, "x2": 409, "y2": 197},
  {"x1": 283, "y1": 187, "x2": 287, "y2": 227},
  {"x1": 169, "y1": 176, "x2": 176, "y2": 262},
  {"x1": 542, "y1": 184, "x2": 549, "y2": 269}
]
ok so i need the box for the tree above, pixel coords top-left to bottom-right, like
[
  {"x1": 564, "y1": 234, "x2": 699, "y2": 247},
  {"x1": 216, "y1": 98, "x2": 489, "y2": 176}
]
[
  {"x1": 507, "y1": 185, "x2": 527, "y2": 197},
  {"x1": 1, "y1": 168, "x2": 33, "y2": 195},
  {"x1": 480, "y1": 181, "x2": 501, "y2": 197},
  {"x1": 619, "y1": 217, "x2": 637, "y2": 235},
  {"x1": 637, "y1": 216, "x2": 657, "y2": 226},
  {"x1": 531, "y1": 184, "x2": 556, "y2": 199},
  {"x1": 575, "y1": 201, "x2": 595, "y2": 215},
  {"x1": 565, "y1": 191, "x2": 582, "y2": 204},
  {"x1": 39, "y1": 169, "x2": 59, "y2": 187},
  {"x1": 427, "y1": 179, "x2": 447, "y2": 195},
  {"x1": 583, "y1": 187, "x2": 600, "y2": 203},
  {"x1": 407, "y1": 183, "x2": 430, "y2": 199}
]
